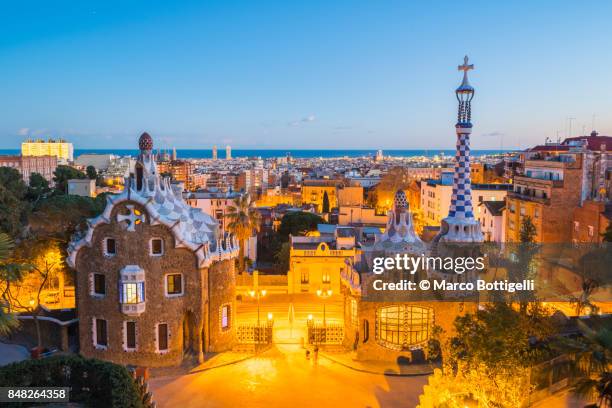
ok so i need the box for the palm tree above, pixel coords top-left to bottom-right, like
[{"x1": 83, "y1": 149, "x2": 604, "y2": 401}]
[
  {"x1": 554, "y1": 319, "x2": 612, "y2": 407},
  {"x1": 0, "y1": 233, "x2": 22, "y2": 336},
  {"x1": 225, "y1": 194, "x2": 261, "y2": 273}
]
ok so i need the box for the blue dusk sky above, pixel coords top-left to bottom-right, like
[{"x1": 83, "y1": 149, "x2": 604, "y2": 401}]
[{"x1": 1, "y1": 1, "x2": 611, "y2": 150}]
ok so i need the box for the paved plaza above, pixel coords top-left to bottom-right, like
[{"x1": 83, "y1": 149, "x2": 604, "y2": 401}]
[{"x1": 149, "y1": 344, "x2": 429, "y2": 408}]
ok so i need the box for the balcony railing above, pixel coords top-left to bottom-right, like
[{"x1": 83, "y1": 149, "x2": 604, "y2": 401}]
[
  {"x1": 121, "y1": 302, "x2": 145, "y2": 316},
  {"x1": 508, "y1": 191, "x2": 550, "y2": 205},
  {"x1": 514, "y1": 175, "x2": 564, "y2": 188}
]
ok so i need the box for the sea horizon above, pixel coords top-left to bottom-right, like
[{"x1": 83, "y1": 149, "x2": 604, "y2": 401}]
[{"x1": 0, "y1": 148, "x2": 513, "y2": 159}]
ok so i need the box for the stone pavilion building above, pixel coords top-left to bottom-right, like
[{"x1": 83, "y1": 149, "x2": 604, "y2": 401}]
[{"x1": 67, "y1": 132, "x2": 239, "y2": 367}]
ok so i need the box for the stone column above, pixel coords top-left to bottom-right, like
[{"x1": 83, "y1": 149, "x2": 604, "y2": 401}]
[{"x1": 195, "y1": 319, "x2": 204, "y2": 363}]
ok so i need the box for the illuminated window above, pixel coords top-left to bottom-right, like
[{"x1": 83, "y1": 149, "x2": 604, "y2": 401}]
[
  {"x1": 300, "y1": 268, "x2": 309, "y2": 284},
  {"x1": 574, "y1": 221, "x2": 580, "y2": 232},
  {"x1": 350, "y1": 298, "x2": 358, "y2": 327},
  {"x1": 375, "y1": 305, "x2": 432, "y2": 350},
  {"x1": 166, "y1": 274, "x2": 183, "y2": 296},
  {"x1": 588, "y1": 225, "x2": 594, "y2": 237},
  {"x1": 133, "y1": 209, "x2": 143, "y2": 225},
  {"x1": 121, "y1": 282, "x2": 145, "y2": 304},
  {"x1": 322, "y1": 270, "x2": 331, "y2": 284},
  {"x1": 221, "y1": 304, "x2": 231, "y2": 331}
]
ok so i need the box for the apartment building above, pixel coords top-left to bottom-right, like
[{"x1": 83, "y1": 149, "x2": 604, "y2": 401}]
[{"x1": 506, "y1": 132, "x2": 612, "y2": 243}]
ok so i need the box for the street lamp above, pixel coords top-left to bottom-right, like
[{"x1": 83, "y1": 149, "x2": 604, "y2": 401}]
[
  {"x1": 248, "y1": 289, "x2": 267, "y2": 325},
  {"x1": 316, "y1": 288, "x2": 332, "y2": 326}
]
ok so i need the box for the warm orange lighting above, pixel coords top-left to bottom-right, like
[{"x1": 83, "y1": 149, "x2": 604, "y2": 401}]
[
  {"x1": 267, "y1": 312, "x2": 273, "y2": 320},
  {"x1": 307, "y1": 314, "x2": 313, "y2": 320},
  {"x1": 316, "y1": 288, "x2": 332, "y2": 298},
  {"x1": 249, "y1": 289, "x2": 266, "y2": 298}
]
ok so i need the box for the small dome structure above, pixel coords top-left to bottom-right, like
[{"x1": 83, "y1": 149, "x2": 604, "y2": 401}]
[
  {"x1": 394, "y1": 190, "x2": 408, "y2": 210},
  {"x1": 139, "y1": 132, "x2": 154, "y2": 151}
]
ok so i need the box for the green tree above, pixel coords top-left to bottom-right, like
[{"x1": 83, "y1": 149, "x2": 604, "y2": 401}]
[
  {"x1": 418, "y1": 303, "x2": 556, "y2": 407},
  {"x1": 0, "y1": 234, "x2": 30, "y2": 336},
  {"x1": 29, "y1": 194, "x2": 108, "y2": 240},
  {"x1": 53, "y1": 165, "x2": 86, "y2": 194},
  {"x1": 322, "y1": 191, "x2": 330, "y2": 213},
  {"x1": 519, "y1": 215, "x2": 537, "y2": 243},
  {"x1": 450, "y1": 303, "x2": 554, "y2": 371},
  {"x1": 86, "y1": 165, "x2": 97, "y2": 180},
  {"x1": 26, "y1": 173, "x2": 51, "y2": 204},
  {"x1": 278, "y1": 211, "x2": 325, "y2": 240},
  {"x1": 12, "y1": 239, "x2": 65, "y2": 350},
  {"x1": 274, "y1": 242, "x2": 291, "y2": 273},
  {"x1": 225, "y1": 194, "x2": 261, "y2": 273},
  {"x1": 0, "y1": 234, "x2": 19, "y2": 335},
  {"x1": 0, "y1": 167, "x2": 29, "y2": 236},
  {"x1": 373, "y1": 167, "x2": 412, "y2": 211}
]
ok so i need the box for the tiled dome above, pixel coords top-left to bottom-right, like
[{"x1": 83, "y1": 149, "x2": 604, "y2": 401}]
[
  {"x1": 394, "y1": 190, "x2": 408, "y2": 210},
  {"x1": 139, "y1": 132, "x2": 153, "y2": 151}
]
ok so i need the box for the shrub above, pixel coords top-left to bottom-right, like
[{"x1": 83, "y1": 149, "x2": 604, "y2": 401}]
[{"x1": 0, "y1": 355, "x2": 145, "y2": 407}]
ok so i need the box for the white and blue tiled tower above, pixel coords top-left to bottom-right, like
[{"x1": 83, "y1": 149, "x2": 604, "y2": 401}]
[{"x1": 436, "y1": 56, "x2": 484, "y2": 243}]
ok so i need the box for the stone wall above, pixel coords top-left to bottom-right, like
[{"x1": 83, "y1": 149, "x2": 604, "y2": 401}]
[{"x1": 206, "y1": 259, "x2": 236, "y2": 352}]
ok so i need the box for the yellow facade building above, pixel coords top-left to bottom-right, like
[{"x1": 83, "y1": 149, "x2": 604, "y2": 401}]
[
  {"x1": 22, "y1": 138, "x2": 74, "y2": 162},
  {"x1": 255, "y1": 187, "x2": 300, "y2": 207},
  {"x1": 301, "y1": 179, "x2": 339, "y2": 212},
  {"x1": 288, "y1": 230, "x2": 359, "y2": 294}
]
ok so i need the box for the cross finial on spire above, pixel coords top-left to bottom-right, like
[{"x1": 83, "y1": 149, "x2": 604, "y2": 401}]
[{"x1": 458, "y1": 55, "x2": 474, "y2": 73}]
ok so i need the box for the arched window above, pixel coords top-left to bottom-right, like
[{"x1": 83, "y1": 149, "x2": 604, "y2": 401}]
[{"x1": 375, "y1": 305, "x2": 433, "y2": 350}]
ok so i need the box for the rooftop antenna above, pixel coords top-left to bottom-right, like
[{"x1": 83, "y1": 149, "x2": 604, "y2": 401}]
[
  {"x1": 567, "y1": 116, "x2": 576, "y2": 138},
  {"x1": 592, "y1": 114, "x2": 598, "y2": 131}
]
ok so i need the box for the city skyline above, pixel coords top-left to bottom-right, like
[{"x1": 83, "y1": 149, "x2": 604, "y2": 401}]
[{"x1": 1, "y1": 1, "x2": 611, "y2": 150}]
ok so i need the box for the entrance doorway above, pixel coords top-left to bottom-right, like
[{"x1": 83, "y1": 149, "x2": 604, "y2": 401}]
[{"x1": 182, "y1": 311, "x2": 196, "y2": 356}]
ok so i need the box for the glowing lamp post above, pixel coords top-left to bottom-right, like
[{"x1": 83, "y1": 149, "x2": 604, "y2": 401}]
[
  {"x1": 316, "y1": 288, "x2": 332, "y2": 326},
  {"x1": 249, "y1": 289, "x2": 267, "y2": 325}
]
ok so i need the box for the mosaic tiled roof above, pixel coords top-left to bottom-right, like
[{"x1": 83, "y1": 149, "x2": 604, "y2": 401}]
[{"x1": 67, "y1": 133, "x2": 238, "y2": 268}]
